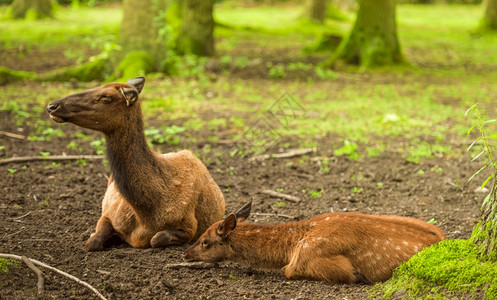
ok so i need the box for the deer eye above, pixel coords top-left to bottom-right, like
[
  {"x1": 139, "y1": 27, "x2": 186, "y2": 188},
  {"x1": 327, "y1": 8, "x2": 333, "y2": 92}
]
[
  {"x1": 201, "y1": 240, "x2": 209, "y2": 248},
  {"x1": 99, "y1": 95, "x2": 112, "y2": 102}
]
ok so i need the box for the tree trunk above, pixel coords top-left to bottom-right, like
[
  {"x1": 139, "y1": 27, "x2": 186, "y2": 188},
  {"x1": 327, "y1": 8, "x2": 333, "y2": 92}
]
[
  {"x1": 306, "y1": 0, "x2": 327, "y2": 23},
  {"x1": 10, "y1": 0, "x2": 52, "y2": 19},
  {"x1": 119, "y1": 0, "x2": 167, "y2": 71},
  {"x1": 177, "y1": 0, "x2": 215, "y2": 56},
  {"x1": 481, "y1": 0, "x2": 497, "y2": 31},
  {"x1": 329, "y1": 0, "x2": 404, "y2": 68}
]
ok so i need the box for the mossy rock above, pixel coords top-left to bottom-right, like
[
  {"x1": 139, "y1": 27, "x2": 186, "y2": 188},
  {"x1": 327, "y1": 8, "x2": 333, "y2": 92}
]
[
  {"x1": 373, "y1": 239, "x2": 497, "y2": 299},
  {"x1": 0, "y1": 66, "x2": 38, "y2": 85}
]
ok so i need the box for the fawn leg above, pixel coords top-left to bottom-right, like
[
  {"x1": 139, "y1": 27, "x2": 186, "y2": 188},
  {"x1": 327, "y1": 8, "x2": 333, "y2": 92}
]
[
  {"x1": 285, "y1": 254, "x2": 356, "y2": 283},
  {"x1": 86, "y1": 217, "x2": 115, "y2": 252},
  {"x1": 150, "y1": 229, "x2": 193, "y2": 248}
]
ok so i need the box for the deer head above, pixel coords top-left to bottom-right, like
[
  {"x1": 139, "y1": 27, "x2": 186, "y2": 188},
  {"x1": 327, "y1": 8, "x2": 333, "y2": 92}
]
[
  {"x1": 184, "y1": 200, "x2": 252, "y2": 262},
  {"x1": 46, "y1": 77, "x2": 145, "y2": 133}
]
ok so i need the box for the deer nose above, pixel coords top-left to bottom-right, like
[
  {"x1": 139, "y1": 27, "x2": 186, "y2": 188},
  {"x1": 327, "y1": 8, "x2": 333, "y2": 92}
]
[{"x1": 46, "y1": 103, "x2": 59, "y2": 113}]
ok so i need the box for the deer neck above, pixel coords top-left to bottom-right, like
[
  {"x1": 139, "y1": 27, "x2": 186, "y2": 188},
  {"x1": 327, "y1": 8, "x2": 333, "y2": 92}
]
[
  {"x1": 228, "y1": 222, "x2": 305, "y2": 269},
  {"x1": 104, "y1": 109, "x2": 164, "y2": 212}
]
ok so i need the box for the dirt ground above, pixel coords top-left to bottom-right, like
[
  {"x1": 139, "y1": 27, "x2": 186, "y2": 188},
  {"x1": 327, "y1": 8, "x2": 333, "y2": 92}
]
[{"x1": 0, "y1": 46, "x2": 486, "y2": 299}]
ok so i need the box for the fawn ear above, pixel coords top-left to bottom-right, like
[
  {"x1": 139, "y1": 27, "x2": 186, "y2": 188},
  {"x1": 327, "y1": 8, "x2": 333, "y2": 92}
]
[
  {"x1": 216, "y1": 214, "x2": 237, "y2": 237},
  {"x1": 234, "y1": 200, "x2": 252, "y2": 222},
  {"x1": 127, "y1": 77, "x2": 145, "y2": 94}
]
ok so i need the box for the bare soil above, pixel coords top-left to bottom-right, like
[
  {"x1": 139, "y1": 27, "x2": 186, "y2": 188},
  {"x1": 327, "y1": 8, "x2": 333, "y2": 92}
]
[{"x1": 0, "y1": 45, "x2": 486, "y2": 300}]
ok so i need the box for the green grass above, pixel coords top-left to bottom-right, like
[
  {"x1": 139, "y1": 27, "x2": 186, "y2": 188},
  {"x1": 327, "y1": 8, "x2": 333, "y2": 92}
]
[
  {"x1": 0, "y1": 5, "x2": 120, "y2": 49},
  {"x1": 1, "y1": 3, "x2": 497, "y2": 163}
]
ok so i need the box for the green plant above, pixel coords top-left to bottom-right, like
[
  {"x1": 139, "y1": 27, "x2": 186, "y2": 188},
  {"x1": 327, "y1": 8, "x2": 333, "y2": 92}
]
[
  {"x1": 306, "y1": 188, "x2": 323, "y2": 198},
  {"x1": 268, "y1": 65, "x2": 286, "y2": 79},
  {"x1": 333, "y1": 140, "x2": 359, "y2": 160},
  {"x1": 145, "y1": 125, "x2": 186, "y2": 145},
  {"x1": 90, "y1": 138, "x2": 106, "y2": 155}
]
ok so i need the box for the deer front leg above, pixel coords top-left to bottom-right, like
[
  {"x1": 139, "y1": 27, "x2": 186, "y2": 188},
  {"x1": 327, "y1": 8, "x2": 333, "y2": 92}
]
[
  {"x1": 86, "y1": 216, "x2": 116, "y2": 252},
  {"x1": 150, "y1": 229, "x2": 194, "y2": 248}
]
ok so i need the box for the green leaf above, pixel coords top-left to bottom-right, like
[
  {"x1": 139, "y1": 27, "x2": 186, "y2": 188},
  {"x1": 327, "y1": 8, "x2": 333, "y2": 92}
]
[
  {"x1": 464, "y1": 103, "x2": 477, "y2": 117},
  {"x1": 468, "y1": 164, "x2": 488, "y2": 183},
  {"x1": 471, "y1": 150, "x2": 486, "y2": 162},
  {"x1": 467, "y1": 136, "x2": 481, "y2": 152},
  {"x1": 481, "y1": 173, "x2": 494, "y2": 189},
  {"x1": 467, "y1": 123, "x2": 477, "y2": 136}
]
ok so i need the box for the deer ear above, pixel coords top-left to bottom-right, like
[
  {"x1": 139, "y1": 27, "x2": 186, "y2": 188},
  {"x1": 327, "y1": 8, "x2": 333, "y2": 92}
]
[
  {"x1": 234, "y1": 200, "x2": 252, "y2": 222},
  {"x1": 216, "y1": 214, "x2": 237, "y2": 237},
  {"x1": 127, "y1": 77, "x2": 145, "y2": 94},
  {"x1": 119, "y1": 87, "x2": 139, "y2": 106}
]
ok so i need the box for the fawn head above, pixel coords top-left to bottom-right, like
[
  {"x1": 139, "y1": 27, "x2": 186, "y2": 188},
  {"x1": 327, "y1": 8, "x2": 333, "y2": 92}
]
[
  {"x1": 184, "y1": 200, "x2": 252, "y2": 262},
  {"x1": 47, "y1": 77, "x2": 145, "y2": 133}
]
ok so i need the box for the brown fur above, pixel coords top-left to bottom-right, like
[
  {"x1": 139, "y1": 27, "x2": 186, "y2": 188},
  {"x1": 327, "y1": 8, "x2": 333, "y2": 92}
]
[
  {"x1": 184, "y1": 201, "x2": 445, "y2": 283},
  {"x1": 47, "y1": 77, "x2": 225, "y2": 251}
]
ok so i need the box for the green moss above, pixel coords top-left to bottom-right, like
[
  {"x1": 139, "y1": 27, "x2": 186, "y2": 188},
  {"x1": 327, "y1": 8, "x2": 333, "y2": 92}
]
[
  {"x1": 43, "y1": 58, "x2": 109, "y2": 82},
  {"x1": 373, "y1": 239, "x2": 497, "y2": 299},
  {"x1": 0, "y1": 66, "x2": 38, "y2": 85},
  {"x1": 114, "y1": 51, "x2": 154, "y2": 82}
]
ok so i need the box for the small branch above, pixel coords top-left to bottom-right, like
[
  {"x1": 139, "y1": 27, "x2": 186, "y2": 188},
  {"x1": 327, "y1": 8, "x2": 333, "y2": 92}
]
[
  {"x1": 0, "y1": 253, "x2": 107, "y2": 300},
  {"x1": 252, "y1": 212, "x2": 295, "y2": 219},
  {"x1": 0, "y1": 155, "x2": 104, "y2": 166},
  {"x1": 21, "y1": 255, "x2": 44, "y2": 296},
  {"x1": 164, "y1": 262, "x2": 218, "y2": 270},
  {"x1": 251, "y1": 148, "x2": 314, "y2": 161},
  {"x1": 0, "y1": 130, "x2": 26, "y2": 140},
  {"x1": 12, "y1": 211, "x2": 32, "y2": 221},
  {"x1": 261, "y1": 189, "x2": 302, "y2": 203}
]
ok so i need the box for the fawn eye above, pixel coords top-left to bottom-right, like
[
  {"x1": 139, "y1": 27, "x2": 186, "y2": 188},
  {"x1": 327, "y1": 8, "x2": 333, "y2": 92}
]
[{"x1": 201, "y1": 240, "x2": 209, "y2": 248}]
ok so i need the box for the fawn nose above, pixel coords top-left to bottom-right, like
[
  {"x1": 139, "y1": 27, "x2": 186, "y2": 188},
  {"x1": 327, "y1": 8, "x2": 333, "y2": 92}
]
[{"x1": 46, "y1": 103, "x2": 59, "y2": 113}]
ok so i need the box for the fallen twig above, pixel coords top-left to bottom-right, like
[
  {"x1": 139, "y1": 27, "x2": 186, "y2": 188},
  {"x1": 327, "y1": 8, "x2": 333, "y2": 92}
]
[
  {"x1": 21, "y1": 255, "x2": 44, "y2": 296},
  {"x1": 251, "y1": 148, "x2": 314, "y2": 161},
  {"x1": 164, "y1": 262, "x2": 218, "y2": 270},
  {"x1": 0, "y1": 155, "x2": 104, "y2": 166},
  {"x1": 252, "y1": 212, "x2": 295, "y2": 219},
  {"x1": 0, "y1": 253, "x2": 107, "y2": 300},
  {"x1": 261, "y1": 189, "x2": 301, "y2": 203},
  {"x1": 0, "y1": 130, "x2": 26, "y2": 140},
  {"x1": 12, "y1": 211, "x2": 31, "y2": 221}
]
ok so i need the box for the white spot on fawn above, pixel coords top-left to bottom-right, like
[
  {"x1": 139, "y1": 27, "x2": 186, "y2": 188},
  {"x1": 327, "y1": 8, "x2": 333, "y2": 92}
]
[
  {"x1": 395, "y1": 246, "x2": 401, "y2": 251},
  {"x1": 402, "y1": 241, "x2": 409, "y2": 246},
  {"x1": 302, "y1": 243, "x2": 309, "y2": 248},
  {"x1": 310, "y1": 222, "x2": 317, "y2": 227},
  {"x1": 288, "y1": 228, "x2": 294, "y2": 234},
  {"x1": 324, "y1": 217, "x2": 330, "y2": 221},
  {"x1": 256, "y1": 229, "x2": 261, "y2": 233},
  {"x1": 413, "y1": 245, "x2": 419, "y2": 252}
]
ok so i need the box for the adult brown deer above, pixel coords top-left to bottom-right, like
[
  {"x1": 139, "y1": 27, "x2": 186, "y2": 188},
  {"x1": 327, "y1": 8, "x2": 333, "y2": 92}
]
[
  {"x1": 184, "y1": 201, "x2": 444, "y2": 283},
  {"x1": 47, "y1": 77, "x2": 225, "y2": 251}
]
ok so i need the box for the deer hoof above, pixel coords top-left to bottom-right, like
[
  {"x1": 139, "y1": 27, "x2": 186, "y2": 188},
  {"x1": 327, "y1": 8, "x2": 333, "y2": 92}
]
[{"x1": 86, "y1": 237, "x2": 104, "y2": 252}]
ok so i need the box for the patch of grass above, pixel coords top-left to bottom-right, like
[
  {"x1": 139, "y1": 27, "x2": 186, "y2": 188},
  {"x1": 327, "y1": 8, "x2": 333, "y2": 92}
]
[
  {"x1": 0, "y1": 5, "x2": 120, "y2": 50},
  {"x1": 372, "y1": 239, "x2": 497, "y2": 299}
]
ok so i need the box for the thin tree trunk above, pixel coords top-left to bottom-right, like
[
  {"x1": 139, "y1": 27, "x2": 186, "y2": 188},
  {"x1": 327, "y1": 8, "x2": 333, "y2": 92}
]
[
  {"x1": 177, "y1": 0, "x2": 215, "y2": 56},
  {"x1": 481, "y1": 0, "x2": 497, "y2": 30},
  {"x1": 329, "y1": 0, "x2": 404, "y2": 68},
  {"x1": 10, "y1": 0, "x2": 52, "y2": 19},
  {"x1": 306, "y1": 0, "x2": 327, "y2": 23}
]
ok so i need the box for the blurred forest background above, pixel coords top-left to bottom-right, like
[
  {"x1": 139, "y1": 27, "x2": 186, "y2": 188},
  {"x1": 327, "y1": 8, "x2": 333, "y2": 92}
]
[{"x1": 2, "y1": 0, "x2": 497, "y2": 299}]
